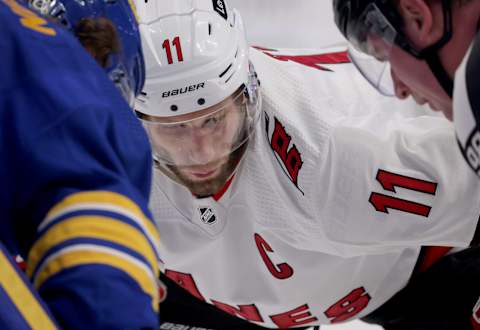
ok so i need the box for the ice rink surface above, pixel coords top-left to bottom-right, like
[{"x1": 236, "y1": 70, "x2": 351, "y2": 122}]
[
  {"x1": 226, "y1": 1, "x2": 385, "y2": 329},
  {"x1": 229, "y1": 0, "x2": 346, "y2": 49}
]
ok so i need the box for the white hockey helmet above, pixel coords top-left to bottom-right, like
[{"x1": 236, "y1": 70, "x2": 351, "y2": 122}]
[{"x1": 134, "y1": 0, "x2": 261, "y2": 170}]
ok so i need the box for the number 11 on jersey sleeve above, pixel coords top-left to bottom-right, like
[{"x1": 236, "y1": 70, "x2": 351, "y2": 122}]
[{"x1": 369, "y1": 169, "x2": 437, "y2": 218}]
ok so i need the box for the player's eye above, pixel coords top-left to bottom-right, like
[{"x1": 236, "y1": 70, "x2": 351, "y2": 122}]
[
  {"x1": 164, "y1": 123, "x2": 188, "y2": 135},
  {"x1": 202, "y1": 112, "x2": 225, "y2": 129}
]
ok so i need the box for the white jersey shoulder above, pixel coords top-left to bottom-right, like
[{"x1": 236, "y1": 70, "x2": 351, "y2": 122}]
[
  {"x1": 150, "y1": 46, "x2": 480, "y2": 327},
  {"x1": 250, "y1": 46, "x2": 480, "y2": 252}
]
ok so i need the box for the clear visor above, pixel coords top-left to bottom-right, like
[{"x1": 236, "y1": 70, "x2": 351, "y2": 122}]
[
  {"x1": 138, "y1": 85, "x2": 261, "y2": 168},
  {"x1": 348, "y1": 3, "x2": 399, "y2": 96},
  {"x1": 348, "y1": 46, "x2": 395, "y2": 96}
]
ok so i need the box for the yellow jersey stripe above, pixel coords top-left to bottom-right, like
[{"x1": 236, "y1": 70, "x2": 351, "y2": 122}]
[
  {"x1": 40, "y1": 191, "x2": 160, "y2": 254},
  {"x1": 27, "y1": 216, "x2": 158, "y2": 279},
  {"x1": 0, "y1": 250, "x2": 57, "y2": 330},
  {"x1": 33, "y1": 247, "x2": 159, "y2": 312},
  {"x1": 127, "y1": 0, "x2": 139, "y2": 23},
  {"x1": 39, "y1": 202, "x2": 161, "y2": 258}
]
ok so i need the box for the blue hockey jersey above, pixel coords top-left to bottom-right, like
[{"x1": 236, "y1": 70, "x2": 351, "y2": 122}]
[
  {"x1": 0, "y1": 0, "x2": 160, "y2": 328},
  {"x1": 0, "y1": 242, "x2": 58, "y2": 330}
]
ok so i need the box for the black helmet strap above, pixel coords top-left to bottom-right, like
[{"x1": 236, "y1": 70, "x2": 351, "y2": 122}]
[
  {"x1": 425, "y1": 51, "x2": 454, "y2": 97},
  {"x1": 398, "y1": 0, "x2": 454, "y2": 97}
]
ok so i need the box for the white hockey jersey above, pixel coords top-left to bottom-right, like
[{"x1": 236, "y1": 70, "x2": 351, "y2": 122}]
[
  {"x1": 150, "y1": 46, "x2": 480, "y2": 328},
  {"x1": 454, "y1": 32, "x2": 480, "y2": 177}
]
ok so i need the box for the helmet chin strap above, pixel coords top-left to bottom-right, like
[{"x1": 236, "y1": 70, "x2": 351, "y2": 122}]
[
  {"x1": 425, "y1": 51, "x2": 454, "y2": 98},
  {"x1": 418, "y1": 0, "x2": 454, "y2": 99},
  {"x1": 425, "y1": 11, "x2": 480, "y2": 98},
  {"x1": 413, "y1": 0, "x2": 480, "y2": 100}
]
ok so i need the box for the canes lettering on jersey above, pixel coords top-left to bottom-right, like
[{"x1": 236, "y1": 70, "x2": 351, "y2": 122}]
[
  {"x1": 324, "y1": 287, "x2": 371, "y2": 323},
  {"x1": 211, "y1": 300, "x2": 263, "y2": 323},
  {"x1": 270, "y1": 305, "x2": 318, "y2": 328},
  {"x1": 165, "y1": 269, "x2": 318, "y2": 328},
  {"x1": 164, "y1": 232, "x2": 373, "y2": 327},
  {"x1": 164, "y1": 267, "x2": 374, "y2": 327}
]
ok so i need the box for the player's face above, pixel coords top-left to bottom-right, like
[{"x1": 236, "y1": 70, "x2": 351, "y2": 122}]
[
  {"x1": 146, "y1": 93, "x2": 247, "y2": 197},
  {"x1": 167, "y1": 145, "x2": 243, "y2": 198},
  {"x1": 367, "y1": 37, "x2": 453, "y2": 119},
  {"x1": 388, "y1": 45, "x2": 453, "y2": 120}
]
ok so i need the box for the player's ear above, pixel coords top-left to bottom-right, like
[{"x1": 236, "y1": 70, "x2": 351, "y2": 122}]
[{"x1": 396, "y1": 0, "x2": 437, "y2": 48}]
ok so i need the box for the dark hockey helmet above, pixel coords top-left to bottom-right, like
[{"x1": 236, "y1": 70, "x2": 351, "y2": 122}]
[
  {"x1": 333, "y1": 0, "x2": 403, "y2": 55},
  {"x1": 29, "y1": 0, "x2": 145, "y2": 106},
  {"x1": 333, "y1": 0, "x2": 454, "y2": 97}
]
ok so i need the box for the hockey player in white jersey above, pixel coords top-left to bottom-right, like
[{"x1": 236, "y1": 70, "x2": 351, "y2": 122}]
[{"x1": 134, "y1": 1, "x2": 480, "y2": 329}]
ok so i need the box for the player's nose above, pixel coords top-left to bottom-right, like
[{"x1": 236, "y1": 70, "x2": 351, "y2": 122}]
[
  {"x1": 391, "y1": 70, "x2": 411, "y2": 100},
  {"x1": 188, "y1": 134, "x2": 217, "y2": 165}
]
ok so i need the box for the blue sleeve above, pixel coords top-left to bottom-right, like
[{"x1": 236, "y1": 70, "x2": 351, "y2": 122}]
[
  {"x1": 0, "y1": 2, "x2": 160, "y2": 328},
  {"x1": 0, "y1": 242, "x2": 58, "y2": 330}
]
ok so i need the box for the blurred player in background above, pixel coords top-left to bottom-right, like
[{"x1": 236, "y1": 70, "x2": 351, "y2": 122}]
[
  {"x1": 132, "y1": 0, "x2": 480, "y2": 329},
  {"x1": 333, "y1": 0, "x2": 480, "y2": 328},
  {"x1": 0, "y1": 0, "x2": 161, "y2": 328},
  {"x1": 333, "y1": 0, "x2": 480, "y2": 176}
]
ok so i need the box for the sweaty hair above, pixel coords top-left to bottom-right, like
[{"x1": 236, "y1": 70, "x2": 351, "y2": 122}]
[{"x1": 74, "y1": 17, "x2": 121, "y2": 68}]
